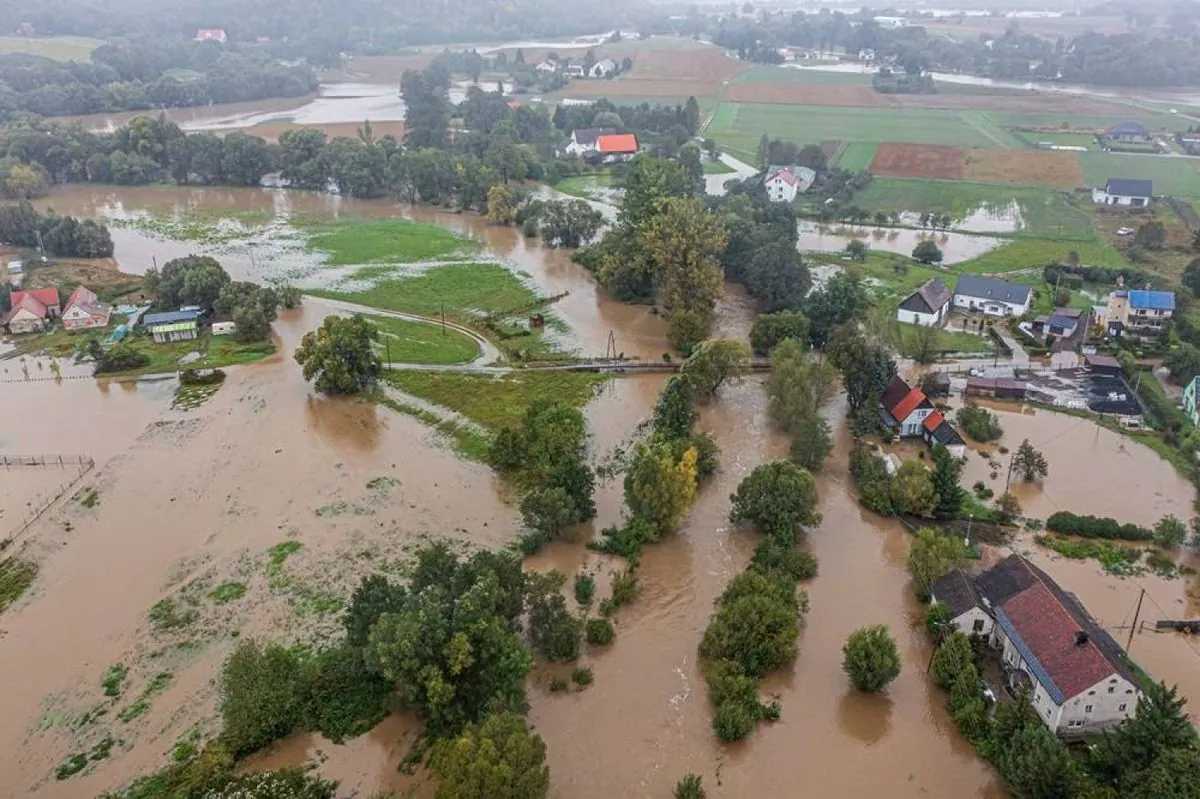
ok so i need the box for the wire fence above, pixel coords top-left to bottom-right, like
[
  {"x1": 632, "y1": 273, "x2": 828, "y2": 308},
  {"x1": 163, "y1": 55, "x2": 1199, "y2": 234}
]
[{"x1": 1, "y1": 454, "x2": 95, "y2": 543}]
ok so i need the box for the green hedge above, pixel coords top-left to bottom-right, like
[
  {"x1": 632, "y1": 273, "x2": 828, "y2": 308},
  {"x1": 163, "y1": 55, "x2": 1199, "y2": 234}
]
[{"x1": 1045, "y1": 511, "x2": 1152, "y2": 542}]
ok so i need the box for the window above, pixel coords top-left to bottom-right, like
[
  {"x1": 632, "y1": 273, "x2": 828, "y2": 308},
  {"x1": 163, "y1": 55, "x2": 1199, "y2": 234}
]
[
  {"x1": 1125, "y1": 689, "x2": 1133, "y2": 694},
  {"x1": 1108, "y1": 686, "x2": 1115, "y2": 694},
  {"x1": 1088, "y1": 690, "x2": 1095, "y2": 695},
  {"x1": 1119, "y1": 703, "x2": 1128, "y2": 712},
  {"x1": 1085, "y1": 705, "x2": 1093, "y2": 714},
  {"x1": 973, "y1": 618, "x2": 985, "y2": 633},
  {"x1": 1068, "y1": 720, "x2": 1083, "y2": 728}
]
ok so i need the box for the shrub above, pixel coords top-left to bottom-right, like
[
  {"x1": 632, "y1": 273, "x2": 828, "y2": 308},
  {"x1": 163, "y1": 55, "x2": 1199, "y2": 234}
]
[
  {"x1": 1045, "y1": 511, "x2": 1152, "y2": 541},
  {"x1": 713, "y1": 700, "x2": 757, "y2": 742},
  {"x1": 220, "y1": 640, "x2": 305, "y2": 757},
  {"x1": 571, "y1": 666, "x2": 593, "y2": 686},
  {"x1": 573, "y1": 573, "x2": 595, "y2": 606},
  {"x1": 751, "y1": 538, "x2": 818, "y2": 581},
  {"x1": 610, "y1": 567, "x2": 640, "y2": 607},
  {"x1": 675, "y1": 774, "x2": 706, "y2": 799},
  {"x1": 842, "y1": 625, "x2": 902, "y2": 693},
  {"x1": 585, "y1": 618, "x2": 615, "y2": 646},
  {"x1": 957, "y1": 404, "x2": 1003, "y2": 443}
]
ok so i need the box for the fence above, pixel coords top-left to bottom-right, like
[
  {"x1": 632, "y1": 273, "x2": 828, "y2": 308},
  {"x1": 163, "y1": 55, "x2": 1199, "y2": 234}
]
[{"x1": 2, "y1": 454, "x2": 95, "y2": 543}]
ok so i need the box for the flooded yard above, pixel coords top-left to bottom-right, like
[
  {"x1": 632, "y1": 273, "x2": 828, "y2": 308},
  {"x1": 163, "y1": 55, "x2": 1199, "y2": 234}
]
[{"x1": 796, "y1": 221, "x2": 1004, "y2": 264}]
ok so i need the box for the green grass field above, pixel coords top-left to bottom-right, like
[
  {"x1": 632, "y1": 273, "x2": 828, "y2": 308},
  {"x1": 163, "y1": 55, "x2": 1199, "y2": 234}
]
[
  {"x1": 301, "y1": 217, "x2": 478, "y2": 265},
  {"x1": 850, "y1": 179, "x2": 1097, "y2": 241},
  {"x1": 985, "y1": 110, "x2": 1188, "y2": 133},
  {"x1": 366, "y1": 314, "x2": 481, "y2": 365},
  {"x1": 953, "y1": 238, "x2": 1125, "y2": 274},
  {"x1": 834, "y1": 142, "x2": 878, "y2": 171},
  {"x1": 731, "y1": 65, "x2": 873, "y2": 86},
  {"x1": 703, "y1": 160, "x2": 735, "y2": 174},
  {"x1": 309, "y1": 263, "x2": 539, "y2": 321},
  {"x1": 0, "y1": 35, "x2": 102, "y2": 61},
  {"x1": 894, "y1": 321, "x2": 996, "y2": 355},
  {"x1": 1010, "y1": 130, "x2": 1097, "y2": 150},
  {"x1": 1079, "y1": 152, "x2": 1200, "y2": 198},
  {"x1": 555, "y1": 172, "x2": 614, "y2": 200},
  {"x1": 706, "y1": 102, "x2": 1004, "y2": 152}
]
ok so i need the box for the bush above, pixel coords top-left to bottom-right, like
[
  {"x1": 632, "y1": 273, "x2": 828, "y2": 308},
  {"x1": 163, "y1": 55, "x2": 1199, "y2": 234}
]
[
  {"x1": 585, "y1": 618, "x2": 616, "y2": 646},
  {"x1": 675, "y1": 774, "x2": 706, "y2": 799},
  {"x1": 571, "y1": 666, "x2": 594, "y2": 686},
  {"x1": 1045, "y1": 511, "x2": 1152, "y2": 541},
  {"x1": 751, "y1": 537, "x2": 818, "y2": 581},
  {"x1": 957, "y1": 404, "x2": 1003, "y2": 443},
  {"x1": 842, "y1": 625, "x2": 902, "y2": 692},
  {"x1": 610, "y1": 567, "x2": 640, "y2": 607},
  {"x1": 573, "y1": 573, "x2": 595, "y2": 606},
  {"x1": 220, "y1": 640, "x2": 305, "y2": 757},
  {"x1": 713, "y1": 700, "x2": 758, "y2": 742}
]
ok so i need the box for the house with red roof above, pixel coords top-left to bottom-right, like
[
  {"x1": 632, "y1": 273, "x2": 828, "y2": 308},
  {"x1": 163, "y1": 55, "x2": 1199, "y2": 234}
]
[
  {"x1": 596, "y1": 133, "x2": 638, "y2": 161},
  {"x1": 930, "y1": 555, "x2": 1143, "y2": 737},
  {"x1": 2, "y1": 287, "x2": 60, "y2": 334},
  {"x1": 881, "y1": 375, "x2": 965, "y2": 456},
  {"x1": 62, "y1": 285, "x2": 112, "y2": 331},
  {"x1": 194, "y1": 28, "x2": 228, "y2": 43},
  {"x1": 763, "y1": 164, "x2": 816, "y2": 203}
]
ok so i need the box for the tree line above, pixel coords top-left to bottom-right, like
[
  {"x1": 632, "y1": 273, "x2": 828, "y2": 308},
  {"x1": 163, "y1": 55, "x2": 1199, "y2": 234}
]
[
  {"x1": 0, "y1": 200, "x2": 113, "y2": 258},
  {"x1": 710, "y1": 9, "x2": 1200, "y2": 88},
  {"x1": 0, "y1": 43, "x2": 317, "y2": 122}
]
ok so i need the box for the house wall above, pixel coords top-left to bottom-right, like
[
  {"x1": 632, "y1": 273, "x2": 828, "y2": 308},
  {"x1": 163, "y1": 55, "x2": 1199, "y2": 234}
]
[
  {"x1": 898, "y1": 407, "x2": 934, "y2": 437},
  {"x1": 63, "y1": 308, "x2": 107, "y2": 330},
  {"x1": 1091, "y1": 189, "x2": 1148, "y2": 207},
  {"x1": 6, "y1": 309, "x2": 44, "y2": 334},
  {"x1": 764, "y1": 178, "x2": 797, "y2": 203},
  {"x1": 1056, "y1": 675, "x2": 1140, "y2": 736},
  {"x1": 952, "y1": 293, "x2": 1028, "y2": 317},
  {"x1": 1185, "y1": 379, "x2": 1200, "y2": 427},
  {"x1": 948, "y1": 607, "x2": 993, "y2": 637},
  {"x1": 896, "y1": 301, "x2": 946, "y2": 327}
]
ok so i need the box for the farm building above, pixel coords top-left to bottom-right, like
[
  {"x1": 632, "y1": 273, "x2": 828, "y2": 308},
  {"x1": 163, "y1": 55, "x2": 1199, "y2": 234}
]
[
  {"x1": 61, "y1": 285, "x2": 112, "y2": 330},
  {"x1": 935, "y1": 555, "x2": 1142, "y2": 739},
  {"x1": 597, "y1": 133, "x2": 639, "y2": 161},
  {"x1": 2, "y1": 292, "x2": 53, "y2": 334},
  {"x1": 921, "y1": 411, "x2": 966, "y2": 458},
  {"x1": 1032, "y1": 308, "x2": 1082, "y2": 339},
  {"x1": 212, "y1": 321, "x2": 237, "y2": 336},
  {"x1": 1105, "y1": 289, "x2": 1174, "y2": 337},
  {"x1": 880, "y1": 375, "x2": 967, "y2": 457},
  {"x1": 194, "y1": 28, "x2": 227, "y2": 43},
  {"x1": 1084, "y1": 354, "x2": 1122, "y2": 375},
  {"x1": 896, "y1": 278, "x2": 952, "y2": 326},
  {"x1": 965, "y1": 377, "x2": 1028, "y2": 400},
  {"x1": 952, "y1": 275, "x2": 1032, "y2": 317},
  {"x1": 1104, "y1": 121, "x2": 1150, "y2": 143},
  {"x1": 589, "y1": 59, "x2": 617, "y2": 78},
  {"x1": 144, "y1": 309, "x2": 201, "y2": 343},
  {"x1": 1092, "y1": 178, "x2": 1152, "y2": 208},
  {"x1": 762, "y1": 165, "x2": 815, "y2": 203}
]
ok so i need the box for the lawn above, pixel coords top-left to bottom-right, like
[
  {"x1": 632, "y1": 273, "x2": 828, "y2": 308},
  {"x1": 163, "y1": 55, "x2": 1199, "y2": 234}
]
[
  {"x1": 706, "y1": 102, "x2": 1011, "y2": 151},
  {"x1": 894, "y1": 320, "x2": 996, "y2": 356},
  {"x1": 985, "y1": 110, "x2": 1188, "y2": 134},
  {"x1": 300, "y1": 217, "x2": 479, "y2": 265},
  {"x1": 383, "y1": 370, "x2": 609, "y2": 434},
  {"x1": 366, "y1": 314, "x2": 480, "y2": 365},
  {"x1": 0, "y1": 35, "x2": 103, "y2": 61},
  {"x1": 850, "y1": 179, "x2": 1097, "y2": 241},
  {"x1": 834, "y1": 142, "x2": 878, "y2": 171},
  {"x1": 309, "y1": 263, "x2": 540, "y2": 321},
  {"x1": 1010, "y1": 130, "x2": 1097, "y2": 150},
  {"x1": 730, "y1": 65, "x2": 873, "y2": 86},
  {"x1": 1079, "y1": 153, "x2": 1200, "y2": 199},
  {"x1": 554, "y1": 172, "x2": 614, "y2": 200},
  {"x1": 831, "y1": 251, "x2": 947, "y2": 300},
  {"x1": 952, "y1": 238, "x2": 1125, "y2": 274},
  {"x1": 703, "y1": 160, "x2": 735, "y2": 174}
]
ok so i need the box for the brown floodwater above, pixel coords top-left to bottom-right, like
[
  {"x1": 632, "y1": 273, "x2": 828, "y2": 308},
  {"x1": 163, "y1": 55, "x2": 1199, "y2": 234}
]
[{"x1": 7, "y1": 180, "x2": 1200, "y2": 798}]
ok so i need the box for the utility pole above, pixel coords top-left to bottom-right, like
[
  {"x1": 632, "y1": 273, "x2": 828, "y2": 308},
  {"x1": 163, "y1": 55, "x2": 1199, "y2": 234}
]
[
  {"x1": 1127, "y1": 588, "x2": 1146, "y2": 653},
  {"x1": 1005, "y1": 452, "x2": 1015, "y2": 493},
  {"x1": 441, "y1": 303, "x2": 446, "y2": 335}
]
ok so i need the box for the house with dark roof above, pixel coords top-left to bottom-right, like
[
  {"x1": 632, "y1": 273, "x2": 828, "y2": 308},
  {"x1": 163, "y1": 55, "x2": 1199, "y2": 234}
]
[
  {"x1": 879, "y1": 375, "x2": 966, "y2": 456},
  {"x1": 932, "y1": 555, "x2": 1143, "y2": 737},
  {"x1": 1106, "y1": 288, "x2": 1174, "y2": 337},
  {"x1": 1092, "y1": 178, "x2": 1153, "y2": 208},
  {"x1": 1032, "y1": 307, "x2": 1082, "y2": 339},
  {"x1": 1105, "y1": 121, "x2": 1150, "y2": 142},
  {"x1": 952, "y1": 275, "x2": 1032, "y2": 317},
  {"x1": 897, "y1": 278, "x2": 952, "y2": 327},
  {"x1": 921, "y1": 411, "x2": 966, "y2": 458}
]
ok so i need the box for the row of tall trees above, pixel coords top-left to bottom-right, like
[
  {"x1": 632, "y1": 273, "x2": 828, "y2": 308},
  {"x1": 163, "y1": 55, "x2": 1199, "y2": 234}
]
[{"x1": 0, "y1": 199, "x2": 113, "y2": 257}]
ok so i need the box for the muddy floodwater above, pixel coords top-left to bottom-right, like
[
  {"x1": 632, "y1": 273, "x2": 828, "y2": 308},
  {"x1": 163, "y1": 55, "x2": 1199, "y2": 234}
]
[
  {"x1": 797, "y1": 221, "x2": 1004, "y2": 265},
  {"x1": 5, "y1": 181, "x2": 1200, "y2": 798}
]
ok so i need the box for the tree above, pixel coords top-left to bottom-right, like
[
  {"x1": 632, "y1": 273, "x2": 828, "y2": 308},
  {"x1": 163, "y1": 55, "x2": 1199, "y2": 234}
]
[
  {"x1": 1164, "y1": 342, "x2": 1200, "y2": 385},
  {"x1": 1122, "y1": 749, "x2": 1200, "y2": 799},
  {"x1": 525, "y1": 571, "x2": 582, "y2": 662},
  {"x1": 624, "y1": 441, "x2": 699, "y2": 538},
  {"x1": 641, "y1": 198, "x2": 727, "y2": 351},
  {"x1": 744, "y1": 240, "x2": 811, "y2": 313},
  {"x1": 1013, "y1": 439, "x2": 1049, "y2": 482},
  {"x1": 750, "y1": 310, "x2": 809, "y2": 356},
  {"x1": 729, "y1": 461, "x2": 821, "y2": 544},
  {"x1": 930, "y1": 444, "x2": 963, "y2": 519},
  {"x1": 674, "y1": 774, "x2": 706, "y2": 799},
  {"x1": 401, "y1": 67, "x2": 451, "y2": 149},
  {"x1": 790, "y1": 415, "x2": 833, "y2": 473},
  {"x1": 826, "y1": 325, "x2": 897, "y2": 413},
  {"x1": 684, "y1": 96, "x2": 702, "y2": 135},
  {"x1": 344, "y1": 575, "x2": 408, "y2": 649},
  {"x1": 1154, "y1": 514, "x2": 1188, "y2": 548},
  {"x1": 538, "y1": 199, "x2": 602, "y2": 247},
  {"x1": 996, "y1": 492, "x2": 1022, "y2": 525},
  {"x1": 912, "y1": 240, "x2": 944, "y2": 264},
  {"x1": 232, "y1": 305, "x2": 271, "y2": 343},
  {"x1": 155, "y1": 255, "x2": 231, "y2": 311},
  {"x1": 957, "y1": 404, "x2": 1003, "y2": 442},
  {"x1": 889, "y1": 461, "x2": 938, "y2": 517},
  {"x1": 930, "y1": 632, "x2": 974, "y2": 689},
  {"x1": 220, "y1": 640, "x2": 304, "y2": 757},
  {"x1": 845, "y1": 239, "x2": 869, "y2": 262},
  {"x1": 756, "y1": 132, "x2": 770, "y2": 169},
  {"x1": 679, "y1": 338, "x2": 750, "y2": 398},
  {"x1": 219, "y1": 132, "x2": 273, "y2": 187},
  {"x1": 909, "y1": 321, "x2": 940, "y2": 364},
  {"x1": 519, "y1": 487, "x2": 580, "y2": 542},
  {"x1": 651, "y1": 376, "x2": 697, "y2": 440},
  {"x1": 486, "y1": 184, "x2": 516, "y2": 225},
  {"x1": 907, "y1": 528, "x2": 967, "y2": 596},
  {"x1": 429, "y1": 712, "x2": 550, "y2": 799},
  {"x1": 994, "y1": 722, "x2": 1080, "y2": 798},
  {"x1": 294, "y1": 314, "x2": 382, "y2": 395},
  {"x1": 204, "y1": 770, "x2": 338, "y2": 798},
  {"x1": 842, "y1": 625, "x2": 902, "y2": 693},
  {"x1": 1091, "y1": 681, "x2": 1195, "y2": 788},
  {"x1": 1133, "y1": 220, "x2": 1167, "y2": 250},
  {"x1": 804, "y1": 272, "x2": 867, "y2": 348}
]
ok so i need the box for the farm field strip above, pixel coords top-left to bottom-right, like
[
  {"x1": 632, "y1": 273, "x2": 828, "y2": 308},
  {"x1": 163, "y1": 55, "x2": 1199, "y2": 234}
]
[
  {"x1": 834, "y1": 142, "x2": 877, "y2": 171},
  {"x1": 1079, "y1": 152, "x2": 1200, "y2": 199},
  {"x1": 0, "y1": 35, "x2": 102, "y2": 61}
]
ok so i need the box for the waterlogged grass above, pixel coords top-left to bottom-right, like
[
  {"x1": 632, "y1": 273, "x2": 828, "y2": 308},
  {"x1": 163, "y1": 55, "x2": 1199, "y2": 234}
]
[
  {"x1": 210, "y1": 582, "x2": 247, "y2": 604},
  {"x1": 555, "y1": 172, "x2": 614, "y2": 200},
  {"x1": 101, "y1": 664, "x2": 128, "y2": 697},
  {"x1": 954, "y1": 238, "x2": 1125, "y2": 274},
  {"x1": 147, "y1": 598, "x2": 199, "y2": 632},
  {"x1": 0, "y1": 557, "x2": 38, "y2": 614},
  {"x1": 375, "y1": 393, "x2": 491, "y2": 461},
  {"x1": 301, "y1": 217, "x2": 478, "y2": 265},
  {"x1": 1034, "y1": 533, "x2": 1145, "y2": 577},
  {"x1": 311, "y1": 263, "x2": 539, "y2": 320},
  {"x1": 383, "y1": 370, "x2": 609, "y2": 433},
  {"x1": 367, "y1": 314, "x2": 480, "y2": 365},
  {"x1": 116, "y1": 672, "x2": 173, "y2": 723}
]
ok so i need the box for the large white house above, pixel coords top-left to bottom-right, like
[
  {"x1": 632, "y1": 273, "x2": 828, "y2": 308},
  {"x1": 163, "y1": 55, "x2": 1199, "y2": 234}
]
[
  {"x1": 762, "y1": 165, "x2": 816, "y2": 203},
  {"x1": 1092, "y1": 178, "x2": 1152, "y2": 208},
  {"x1": 931, "y1": 555, "x2": 1143, "y2": 738},
  {"x1": 897, "y1": 278, "x2": 952, "y2": 326},
  {"x1": 557, "y1": 128, "x2": 617, "y2": 156},
  {"x1": 953, "y1": 275, "x2": 1032, "y2": 317}
]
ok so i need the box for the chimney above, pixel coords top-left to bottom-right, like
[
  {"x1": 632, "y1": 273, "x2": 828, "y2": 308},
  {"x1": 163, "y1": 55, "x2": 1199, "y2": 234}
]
[{"x1": 1075, "y1": 630, "x2": 1089, "y2": 647}]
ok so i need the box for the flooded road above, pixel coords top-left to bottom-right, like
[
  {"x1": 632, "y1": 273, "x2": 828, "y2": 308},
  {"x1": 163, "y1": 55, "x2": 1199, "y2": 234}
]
[{"x1": 8, "y1": 178, "x2": 1200, "y2": 798}]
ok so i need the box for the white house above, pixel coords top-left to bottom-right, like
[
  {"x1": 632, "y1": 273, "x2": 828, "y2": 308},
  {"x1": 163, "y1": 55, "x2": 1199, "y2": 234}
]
[
  {"x1": 194, "y1": 28, "x2": 228, "y2": 43},
  {"x1": 61, "y1": 285, "x2": 112, "y2": 331},
  {"x1": 762, "y1": 165, "x2": 815, "y2": 203},
  {"x1": 1092, "y1": 178, "x2": 1152, "y2": 208},
  {"x1": 934, "y1": 555, "x2": 1143, "y2": 738},
  {"x1": 535, "y1": 59, "x2": 559, "y2": 74},
  {"x1": 897, "y1": 278, "x2": 952, "y2": 326},
  {"x1": 558, "y1": 127, "x2": 617, "y2": 156},
  {"x1": 589, "y1": 58, "x2": 617, "y2": 78},
  {"x1": 953, "y1": 275, "x2": 1032, "y2": 317},
  {"x1": 881, "y1": 375, "x2": 935, "y2": 437}
]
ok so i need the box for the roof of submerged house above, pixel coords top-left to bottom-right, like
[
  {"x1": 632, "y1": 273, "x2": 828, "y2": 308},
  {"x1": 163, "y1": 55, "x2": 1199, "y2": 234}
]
[{"x1": 930, "y1": 570, "x2": 981, "y2": 620}]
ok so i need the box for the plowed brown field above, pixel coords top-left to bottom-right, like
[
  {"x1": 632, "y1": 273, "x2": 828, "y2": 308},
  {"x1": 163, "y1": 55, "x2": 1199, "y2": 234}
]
[
  {"x1": 627, "y1": 47, "x2": 750, "y2": 85},
  {"x1": 870, "y1": 143, "x2": 967, "y2": 179},
  {"x1": 965, "y1": 148, "x2": 1084, "y2": 188}
]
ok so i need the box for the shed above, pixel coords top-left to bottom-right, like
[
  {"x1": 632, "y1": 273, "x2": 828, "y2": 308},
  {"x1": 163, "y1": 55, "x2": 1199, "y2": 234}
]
[
  {"x1": 965, "y1": 377, "x2": 1027, "y2": 400},
  {"x1": 150, "y1": 320, "x2": 199, "y2": 343},
  {"x1": 211, "y1": 321, "x2": 237, "y2": 336},
  {"x1": 1084, "y1": 354, "x2": 1122, "y2": 375},
  {"x1": 143, "y1": 309, "x2": 201, "y2": 327}
]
